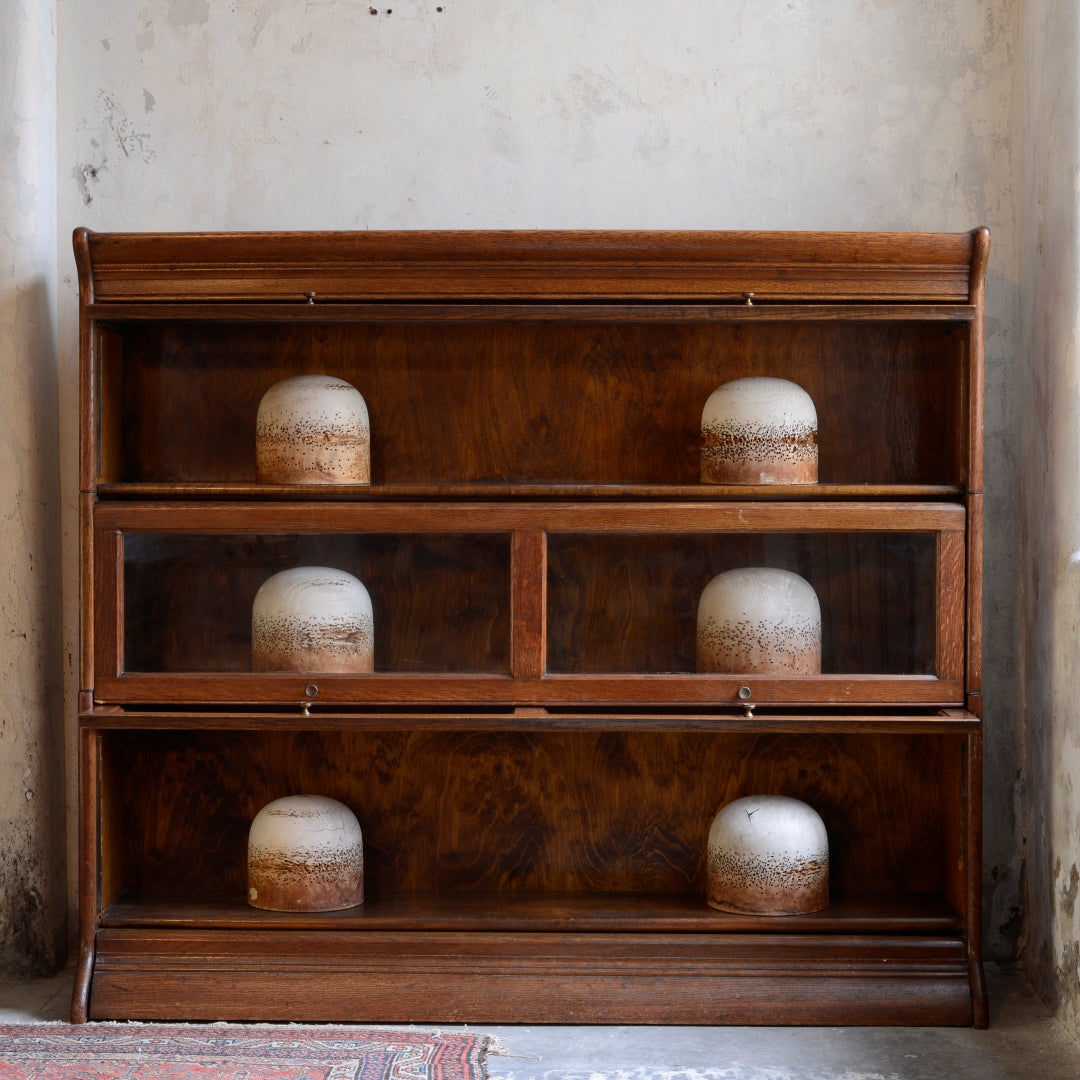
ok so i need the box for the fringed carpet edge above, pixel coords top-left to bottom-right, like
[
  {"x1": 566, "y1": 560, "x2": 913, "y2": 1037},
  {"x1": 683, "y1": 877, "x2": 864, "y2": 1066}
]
[{"x1": 0, "y1": 1022, "x2": 493, "y2": 1080}]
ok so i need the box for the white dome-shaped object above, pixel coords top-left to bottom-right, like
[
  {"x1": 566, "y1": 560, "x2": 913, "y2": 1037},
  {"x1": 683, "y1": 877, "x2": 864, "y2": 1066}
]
[
  {"x1": 701, "y1": 377, "x2": 818, "y2": 484},
  {"x1": 697, "y1": 567, "x2": 821, "y2": 675},
  {"x1": 707, "y1": 795, "x2": 828, "y2": 915},
  {"x1": 252, "y1": 566, "x2": 374, "y2": 673},
  {"x1": 256, "y1": 374, "x2": 371, "y2": 484},
  {"x1": 247, "y1": 795, "x2": 364, "y2": 911}
]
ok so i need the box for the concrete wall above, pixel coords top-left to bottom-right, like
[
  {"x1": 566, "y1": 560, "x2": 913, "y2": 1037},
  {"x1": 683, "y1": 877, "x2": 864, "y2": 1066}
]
[
  {"x1": 5, "y1": 0, "x2": 1037, "y2": 1015},
  {"x1": 0, "y1": 0, "x2": 66, "y2": 977},
  {"x1": 1020, "y1": 0, "x2": 1080, "y2": 1035}
]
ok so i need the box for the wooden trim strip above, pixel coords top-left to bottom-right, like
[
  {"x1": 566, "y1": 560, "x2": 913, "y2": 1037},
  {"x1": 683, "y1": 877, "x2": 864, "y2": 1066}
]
[
  {"x1": 79, "y1": 707, "x2": 982, "y2": 734},
  {"x1": 78, "y1": 229, "x2": 979, "y2": 304},
  {"x1": 93, "y1": 671, "x2": 965, "y2": 708},
  {"x1": 93, "y1": 500, "x2": 967, "y2": 533},
  {"x1": 966, "y1": 494, "x2": 983, "y2": 695},
  {"x1": 71, "y1": 726, "x2": 99, "y2": 1023},
  {"x1": 82, "y1": 301, "x2": 980, "y2": 323}
]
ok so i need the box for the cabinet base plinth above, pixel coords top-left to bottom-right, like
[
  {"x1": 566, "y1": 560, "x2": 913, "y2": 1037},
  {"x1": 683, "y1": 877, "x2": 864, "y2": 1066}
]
[{"x1": 85, "y1": 928, "x2": 978, "y2": 1026}]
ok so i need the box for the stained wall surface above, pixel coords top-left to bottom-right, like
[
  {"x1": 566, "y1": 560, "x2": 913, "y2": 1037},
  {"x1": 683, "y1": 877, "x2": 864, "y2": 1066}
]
[
  {"x1": 1020, "y1": 0, "x2": 1080, "y2": 1037},
  {"x1": 0, "y1": 0, "x2": 66, "y2": 977},
  {"x1": 4, "y1": 0, "x2": 1036, "y2": 1016}
]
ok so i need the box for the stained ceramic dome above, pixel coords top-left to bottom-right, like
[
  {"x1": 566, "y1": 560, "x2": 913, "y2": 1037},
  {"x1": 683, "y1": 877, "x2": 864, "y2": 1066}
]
[
  {"x1": 252, "y1": 566, "x2": 374, "y2": 673},
  {"x1": 256, "y1": 374, "x2": 370, "y2": 484},
  {"x1": 701, "y1": 377, "x2": 818, "y2": 485},
  {"x1": 697, "y1": 567, "x2": 821, "y2": 675},
  {"x1": 707, "y1": 795, "x2": 828, "y2": 916},
  {"x1": 247, "y1": 795, "x2": 364, "y2": 912}
]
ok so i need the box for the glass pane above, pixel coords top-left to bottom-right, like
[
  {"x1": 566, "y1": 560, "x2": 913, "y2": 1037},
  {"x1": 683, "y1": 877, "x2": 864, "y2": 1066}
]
[
  {"x1": 546, "y1": 533, "x2": 937, "y2": 676},
  {"x1": 123, "y1": 532, "x2": 511, "y2": 674}
]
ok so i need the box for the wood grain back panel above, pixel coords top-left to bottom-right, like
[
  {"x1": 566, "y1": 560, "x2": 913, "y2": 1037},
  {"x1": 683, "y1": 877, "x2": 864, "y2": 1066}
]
[
  {"x1": 102, "y1": 320, "x2": 964, "y2": 487},
  {"x1": 106, "y1": 729, "x2": 955, "y2": 902}
]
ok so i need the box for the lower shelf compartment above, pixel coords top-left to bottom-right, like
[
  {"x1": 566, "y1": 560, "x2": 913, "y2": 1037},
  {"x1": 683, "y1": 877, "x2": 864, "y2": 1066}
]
[{"x1": 83, "y1": 925, "x2": 977, "y2": 1025}]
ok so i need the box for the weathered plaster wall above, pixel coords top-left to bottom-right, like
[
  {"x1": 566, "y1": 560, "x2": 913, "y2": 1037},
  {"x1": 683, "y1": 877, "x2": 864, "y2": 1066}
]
[
  {"x1": 0, "y1": 0, "x2": 66, "y2": 976},
  {"x1": 1020, "y1": 0, "x2": 1080, "y2": 1036},
  {"x1": 42, "y1": 0, "x2": 1024, "y2": 978}
]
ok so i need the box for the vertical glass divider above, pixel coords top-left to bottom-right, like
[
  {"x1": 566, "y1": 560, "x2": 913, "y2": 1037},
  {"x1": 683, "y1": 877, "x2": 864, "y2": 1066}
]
[{"x1": 512, "y1": 529, "x2": 547, "y2": 681}]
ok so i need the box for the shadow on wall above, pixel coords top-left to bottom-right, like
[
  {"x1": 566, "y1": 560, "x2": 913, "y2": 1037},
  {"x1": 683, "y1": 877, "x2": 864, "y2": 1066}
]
[
  {"x1": 980, "y1": 265, "x2": 1025, "y2": 968},
  {"x1": 1020, "y1": 0, "x2": 1080, "y2": 1032},
  {"x1": 0, "y1": 277, "x2": 67, "y2": 978}
]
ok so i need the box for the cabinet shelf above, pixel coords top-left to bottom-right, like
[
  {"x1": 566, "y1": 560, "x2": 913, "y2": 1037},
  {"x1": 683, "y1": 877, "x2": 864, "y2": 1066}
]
[
  {"x1": 95, "y1": 481, "x2": 967, "y2": 501},
  {"x1": 100, "y1": 891, "x2": 963, "y2": 935},
  {"x1": 76, "y1": 227, "x2": 988, "y2": 1026},
  {"x1": 86, "y1": 302, "x2": 980, "y2": 323},
  {"x1": 80, "y1": 706, "x2": 980, "y2": 734}
]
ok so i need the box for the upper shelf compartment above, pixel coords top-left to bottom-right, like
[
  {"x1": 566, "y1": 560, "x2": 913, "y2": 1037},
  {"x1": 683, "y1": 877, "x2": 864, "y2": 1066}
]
[{"x1": 77, "y1": 229, "x2": 988, "y2": 496}]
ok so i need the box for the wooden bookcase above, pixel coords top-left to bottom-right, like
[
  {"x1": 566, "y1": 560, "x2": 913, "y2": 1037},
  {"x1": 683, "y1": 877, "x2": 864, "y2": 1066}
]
[{"x1": 73, "y1": 228, "x2": 989, "y2": 1026}]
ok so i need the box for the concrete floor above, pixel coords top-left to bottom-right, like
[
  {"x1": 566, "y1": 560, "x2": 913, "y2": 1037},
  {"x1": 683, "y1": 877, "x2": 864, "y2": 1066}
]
[{"x1": 0, "y1": 964, "x2": 1076, "y2": 1079}]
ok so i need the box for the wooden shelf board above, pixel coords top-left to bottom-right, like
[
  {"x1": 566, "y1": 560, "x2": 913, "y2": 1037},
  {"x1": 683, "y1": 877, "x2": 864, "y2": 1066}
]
[
  {"x1": 100, "y1": 891, "x2": 963, "y2": 935},
  {"x1": 80, "y1": 706, "x2": 981, "y2": 734},
  {"x1": 86, "y1": 301, "x2": 979, "y2": 323},
  {"x1": 95, "y1": 481, "x2": 967, "y2": 501},
  {"x1": 90, "y1": 499, "x2": 968, "y2": 532}
]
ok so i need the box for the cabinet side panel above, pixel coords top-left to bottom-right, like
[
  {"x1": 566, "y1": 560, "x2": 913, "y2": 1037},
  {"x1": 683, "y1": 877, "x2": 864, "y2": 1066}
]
[
  {"x1": 965, "y1": 227, "x2": 990, "y2": 494},
  {"x1": 966, "y1": 494, "x2": 983, "y2": 695},
  {"x1": 92, "y1": 530, "x2": 122, "y2": 682},
  {"x1": 79, "y1": 494, "x2": 94, "y2": 695}
]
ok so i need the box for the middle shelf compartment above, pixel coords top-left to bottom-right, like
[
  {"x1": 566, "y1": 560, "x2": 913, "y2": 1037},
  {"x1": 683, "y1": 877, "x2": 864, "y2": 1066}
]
[{"x1": 91, "y1": 500, "x2": 967, "y2": 708}]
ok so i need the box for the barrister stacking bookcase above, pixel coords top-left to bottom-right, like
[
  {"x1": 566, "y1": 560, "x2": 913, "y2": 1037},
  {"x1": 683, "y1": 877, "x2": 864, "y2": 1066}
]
[{"x1": 73, "y1": 227, "x2": 989, "y2": 1025}]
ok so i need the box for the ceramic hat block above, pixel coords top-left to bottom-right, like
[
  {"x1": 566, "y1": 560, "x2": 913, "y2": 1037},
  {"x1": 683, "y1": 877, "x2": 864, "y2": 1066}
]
[
  {"x1": 252, "y1": 566, "x2": 374, "y2": 673},
  {"x1": 256, "y1": 374, "x2": 371, "y2": 484},
  {"x1": 247, "y1": 795, "x2": 364, "y2": 911},
  {"x1": 701, "y1": 376, "x2": 818, "y2": 485},
  {"x1": 707, "y1": 795, "x2": 829, "y2": 915},
  {"x1": 697, "y1": 567, "x2": 821, "y2": 675}
]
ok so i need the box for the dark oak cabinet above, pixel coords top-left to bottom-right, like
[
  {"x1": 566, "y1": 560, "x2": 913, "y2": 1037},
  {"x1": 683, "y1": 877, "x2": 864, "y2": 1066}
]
[{"x1": 74, "y1": 228, "x2": 989, "y2": 1025}]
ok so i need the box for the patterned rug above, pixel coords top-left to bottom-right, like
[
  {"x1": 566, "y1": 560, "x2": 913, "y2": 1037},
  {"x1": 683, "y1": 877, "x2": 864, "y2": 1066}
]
[{"x1": 0, "y1": 1024, "x2": 490, "y2": 1080}]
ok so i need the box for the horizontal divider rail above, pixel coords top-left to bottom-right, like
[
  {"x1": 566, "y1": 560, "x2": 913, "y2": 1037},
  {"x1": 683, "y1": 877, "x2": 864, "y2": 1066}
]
[
  {"x1": 95, "y1": 482, "x2": 968, "y2": 502},
  {"x1": 79, "y1": 706, "x2": 981, "y2": 734},
  {"x1": 93, "y1": 500, "x2": 967, "y2": 533},
  {"x1": 84, "y1": 301, "x2": 980, "y2": 323}
]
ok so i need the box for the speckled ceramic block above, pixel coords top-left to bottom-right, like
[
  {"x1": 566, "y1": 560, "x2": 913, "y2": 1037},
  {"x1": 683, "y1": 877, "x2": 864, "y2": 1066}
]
[
  {"x1": 247, "y1": 795, "x2": 364, "y2": 912},
  {"x1": 701, "y1": 376, "x2": 818, "y2": 484},
  {"x1": 256, "y1": 374, "x2": 371, "y2": 484},
  {"x1": 697, "y1": 567, "x2": 821, "y2": 675},
  {"x1": 707, "y1": 795, "x2": 829, "y2": 915},
  {"x1": 251, "y1": 566, "x2": 374, "y2": 673}
]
